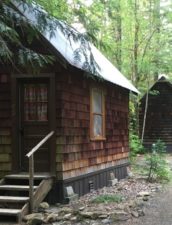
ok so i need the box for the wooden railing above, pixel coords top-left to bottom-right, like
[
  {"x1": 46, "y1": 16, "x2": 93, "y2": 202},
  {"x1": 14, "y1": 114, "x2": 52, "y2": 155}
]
[{"x1": 26, "y1": 131, "x2": 54, "y2": 213}]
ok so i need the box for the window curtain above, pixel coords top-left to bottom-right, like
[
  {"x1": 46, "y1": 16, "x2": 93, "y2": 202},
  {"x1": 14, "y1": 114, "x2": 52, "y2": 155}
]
[{"x1": 24, "y1": 84, "x2": 48, "y2": 121}]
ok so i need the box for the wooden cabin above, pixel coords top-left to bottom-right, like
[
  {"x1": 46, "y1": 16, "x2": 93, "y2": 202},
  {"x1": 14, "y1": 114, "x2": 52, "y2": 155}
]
[
  {"x1": 0, "y1": 2, "x2": 138, "y2": 221},
  {"x1": 139, "y1": 76, "x2": 172, "y2": 151}
]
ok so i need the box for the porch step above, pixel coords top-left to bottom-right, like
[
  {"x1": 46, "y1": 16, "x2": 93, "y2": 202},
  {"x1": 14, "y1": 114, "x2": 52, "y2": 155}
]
[
  {"x1": 0, "y1": 196, "x2": 29, "y2": 203},
  {"x1": 0, "y1": 173, "x2": 53, "y2": 224},
  {"x1": 0, "y1": 208, "x2": 21, "y2": 216},
  {"x1": 0, "y1": 185, "x2": 38, "y2": 191},
  {"x1": 5, "y1": 173, "x2": 51, "y2": 180}
]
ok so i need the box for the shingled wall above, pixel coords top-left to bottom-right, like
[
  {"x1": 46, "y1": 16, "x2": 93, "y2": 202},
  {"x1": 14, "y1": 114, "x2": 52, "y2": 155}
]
[
  {"x1": 140, "y1": 79, "x2": 172, "y2": 151},
  {"x1": 55, "y1": 70, "x2": 129, "y2": 197},
  {"x1": 0, "y1": 73, "x2": 12, "y2": 177}
]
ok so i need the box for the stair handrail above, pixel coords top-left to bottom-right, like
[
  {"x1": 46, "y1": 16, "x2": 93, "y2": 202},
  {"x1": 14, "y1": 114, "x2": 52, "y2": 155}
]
[{"x1": 26, "y1": 131, "x2": 54, "y2": 213}]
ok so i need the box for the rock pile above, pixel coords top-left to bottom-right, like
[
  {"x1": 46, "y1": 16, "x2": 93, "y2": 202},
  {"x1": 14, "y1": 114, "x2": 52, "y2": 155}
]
[{"x1": 24, "y1": 177, "x2": 162, "y2": 225}]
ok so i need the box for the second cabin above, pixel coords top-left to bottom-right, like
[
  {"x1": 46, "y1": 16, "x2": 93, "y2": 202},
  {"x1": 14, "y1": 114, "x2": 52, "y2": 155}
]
[{"x1": 139, "y1": 76, "x2": 172, "y2": 151}]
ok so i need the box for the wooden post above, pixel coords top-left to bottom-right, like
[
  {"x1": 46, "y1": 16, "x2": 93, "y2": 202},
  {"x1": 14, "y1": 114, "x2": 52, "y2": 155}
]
[
  {"x1": 26, "y1": 131, "x2": 54, "y2": 213},
  {"x1": 29, "y1": 154, "x2": 34, "y2": 213}
]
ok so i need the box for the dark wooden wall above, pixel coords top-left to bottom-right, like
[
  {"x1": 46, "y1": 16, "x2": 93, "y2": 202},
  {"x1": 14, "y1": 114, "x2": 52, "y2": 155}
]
[
  {"x1": 139, "y1": 80, "x2": 172, "y2": 150},
  {"x1": 0, "y1": 73, "x2": 12, "y2": 177},
  {"x1": 0, "y1": 64, "x2": 130, "y2": 190},
  {"x1": 55, "y1": 69, "x2": 129, "y2": 182}
]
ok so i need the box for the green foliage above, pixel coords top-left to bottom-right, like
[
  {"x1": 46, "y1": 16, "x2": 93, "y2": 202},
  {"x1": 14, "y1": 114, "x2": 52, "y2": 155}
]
[
  {"x1": 91, "y1": 194, "x2": 123, "y2": 204},
  {"x1": 129, "y1": 133, "x2": 145, "y2": 160},
  {"x1": 36, "y1": 0, "x2": 71, "y2": 21},
  {"x1": 129, "y1": 97, "x2": 145, "y2": 160},
  {"x1": 149, "y1": 90, "x2": 160, "y2": 96},
  {"x1": 0, "y1": 0, "x2": 100, "y2": 75},
  {"x1": 0, "y1": 0, "x2": 55, "y2": 70},
  {"x1": 145, "y1": 140, "x2": 171, "y2": 182},
  {"x1": 151, "y1": 139, "x2": 166, "y2": 154}
]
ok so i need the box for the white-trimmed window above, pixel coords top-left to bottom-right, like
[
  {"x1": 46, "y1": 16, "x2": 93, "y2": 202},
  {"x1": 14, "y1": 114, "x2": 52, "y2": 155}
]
[{"x1": 90, "y1": 88, "x2": 105, "y2": 140}]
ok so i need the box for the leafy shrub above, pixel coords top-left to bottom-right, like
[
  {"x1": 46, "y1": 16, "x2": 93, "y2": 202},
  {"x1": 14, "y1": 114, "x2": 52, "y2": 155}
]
[
  {"x1": 145, "y1": 140, "x2": 170, "y2": 182},
  {"x1": 151, "y1": 139, "x2": 166, "y2": 154},
  {"x1": 129, "y1": 133, "x2": 145, "y2": 160},
  {"x1": 91, "y1": 194, "x2": 123, "y2": 204}
]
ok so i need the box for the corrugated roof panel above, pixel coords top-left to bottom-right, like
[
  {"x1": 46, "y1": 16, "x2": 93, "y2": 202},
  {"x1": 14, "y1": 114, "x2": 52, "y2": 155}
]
[{"x1": 12, "y1": 0, "x2": 139, "y2": 94}]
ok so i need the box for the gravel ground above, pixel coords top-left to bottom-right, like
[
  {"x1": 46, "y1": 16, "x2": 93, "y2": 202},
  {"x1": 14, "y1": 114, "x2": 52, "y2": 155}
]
[
  {"x1": 23, "y1": 154, "x2": 172, "y2": 225},
  {"x1": 116, "y1": 154, "x2": 172, "y2": 225},
  {"x1": 117, "y1": 184, "x2": 172, "y2": 225}
]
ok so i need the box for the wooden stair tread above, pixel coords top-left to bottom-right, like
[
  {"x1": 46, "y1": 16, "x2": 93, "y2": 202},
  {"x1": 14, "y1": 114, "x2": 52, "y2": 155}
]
[
  {"x1": 0, "y1": 208, "x2": 21, "y2": 215},
  {"x1": 5, "y1": 173, "x2": 51, "y2": 180},
  {"x1": 0, "y1": 223, "x2": 15, "y2": 224},
  {"x1": 0, "y1": 196, "x2": 29, "y2": 202},
  {"x1": 0, "y1": 174, "x2": 53, "y2": 223},
  {"x1": 0, "y1": 185, "x2": 38, "y2": 191}
]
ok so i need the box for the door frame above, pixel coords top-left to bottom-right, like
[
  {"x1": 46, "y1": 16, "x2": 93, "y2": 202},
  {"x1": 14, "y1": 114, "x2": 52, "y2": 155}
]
[{"x1": 11, "y1": 73, "x2": 56, "y2": 174}]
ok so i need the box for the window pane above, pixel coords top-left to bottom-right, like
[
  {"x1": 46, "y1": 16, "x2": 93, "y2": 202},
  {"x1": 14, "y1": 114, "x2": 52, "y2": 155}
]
[
  {"x1": 24, "y1": 102, "x2": 36, "y2": 121},
  {"x1": 24, "y1": 85, "x2": 37, "y2": 121},
  {"x1": 93, "y1": 115, "x2": 102, "y2": 137},
  {"x1": 24, "y1": 84, "x2": 48, "y2": 121},
  {"x1": 37, "y1": 84, "x2": 48, "y2": 102},
  {"x1": 93, "y1": 90, "x2": 102, "y2": 114},
  {"x1": 24, "y1": 85, "x2": 36, "y2": 102},
  {"x1": 37, "y1": 103, "x2": 48, "y2": 121}
]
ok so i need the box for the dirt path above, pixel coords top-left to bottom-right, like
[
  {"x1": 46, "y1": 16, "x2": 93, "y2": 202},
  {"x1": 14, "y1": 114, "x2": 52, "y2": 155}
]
[
  {"x1": 117, "y1": 184, "x2": 172, "y2": 225},
  {"x1": 119, "y1": 154, "x2": 172, "y2": 225}
]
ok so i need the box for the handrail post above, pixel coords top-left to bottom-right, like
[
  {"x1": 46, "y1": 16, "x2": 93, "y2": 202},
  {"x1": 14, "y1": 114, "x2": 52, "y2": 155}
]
[
  {"x1": 26, "y1": 131, "x2": 54, "y2": 213},
  {"x1": 29, "y1": 154, "x2": 34, "y2": 213}
]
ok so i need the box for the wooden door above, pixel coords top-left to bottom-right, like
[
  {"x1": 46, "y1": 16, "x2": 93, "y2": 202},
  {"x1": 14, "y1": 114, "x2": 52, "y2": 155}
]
[{"x1": 19, "y1": 80, "x2": 50, "y2": 172}]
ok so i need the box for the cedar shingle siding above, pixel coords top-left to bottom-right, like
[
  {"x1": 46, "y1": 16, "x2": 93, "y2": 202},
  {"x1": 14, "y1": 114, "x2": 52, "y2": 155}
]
[
  {"x1": 55, "y1": 71, "x2": 129, "y2": 184},
  {"x1": 0, "y1": 74, "x2": 12, "y2": 177},
  {"x1": 140, "y1": 78, "x2": 172, "y2": 151}
]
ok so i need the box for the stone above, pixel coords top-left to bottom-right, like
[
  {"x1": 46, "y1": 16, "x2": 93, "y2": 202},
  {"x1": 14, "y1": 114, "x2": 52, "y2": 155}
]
[
  {"x1": 137, "y1": 191, "x2": 150, "y2": 197},
  {"x1": 131, "y1": 211, "x2": 139, "y2": 218},
  {"x1": 109, "y1": 172, "x2": 118, "y2": 186},
  {"x1": 134, "y1": 199, "x2": 144, "y2": 208},
  {"x1": 25, "y1": 213, "x2": 45, "y2": 225},
  {"x1": 109, "y1": 178, "x2": 118, "y2": 186},
  {"x1": 65, "y1": 186, "x2": 74, "y2": 197},
  {"x1": 27, "y1": 218, "x2": 44, "y2": 225},
  {"x1": 111, "y1": 210, "x2": 131, "y2": 221},
  {"x1": 24, "y1": 213, "x2": 44, "y2": 222},
  {"x1": 138, "y1": 208, "x2": 145, "y2": 216},
  {"x1": 70, "y1": 216, "x2": 77, "y2": 221},
  {"x1": 56, "y1": 203, "x2": 61, "y2": 207},
  {"x1": 64, "y1": 186, "x2": 79, "y2": 203},
  {"x1": 109, "y1": 172, "x2": 115, "y2": 180},
  {"x1": 55, "y1": 216, "x2": 64, "y2": 222},
  {"x1": 102, "y1": 218, "x2": 112, "y2": 224},
  {"x1": 45, "y1": 213, "x2": 59, "y2": 223},
  {"x1": 117, "y1": 186, "x2": 123, "y2": 191},
  {"x1": 92, "y1": 222, "x2": 100, "y2": 225},
  {"x1": 63, "y1": 213, "x2": 72, "y2": 220},
  {"x1": 39, "y1": 202, "x2": 50, "y2": 210},
  {"x1": 99, "y1": 214, "x2": 108, "y2": 219},
  {"x1": 60, "y1": 207, "x2": 73, "y2": 213},
  {"x1": 68, "y1": 194, "x2": 79, "y2": 202},
  {"x1": 79, "y1": 211, "x2": 95, "y2": 219},
  {"x1": 127, "y1": 166, "x2": 133, "y2": 178},
  {"x1": 79, "y1": 206, "x2": 85, "y2": 211},
  {"x1": 143, "y1": 196, "x2": 149, "y2": 201},
  {"x1": 79, "y1": 210, "x2": 105, "y2": 220}
]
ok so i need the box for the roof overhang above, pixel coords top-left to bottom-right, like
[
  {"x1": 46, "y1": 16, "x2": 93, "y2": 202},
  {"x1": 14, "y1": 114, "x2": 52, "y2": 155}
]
[{"x1": 11, "y1": 0, "x2": 139, "y2": 94}]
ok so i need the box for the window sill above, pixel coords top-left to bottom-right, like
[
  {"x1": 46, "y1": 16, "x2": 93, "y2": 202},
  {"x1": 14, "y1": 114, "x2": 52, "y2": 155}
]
[{"x1": 90, "y1": 137, "x2": 106, "y2": 141}]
